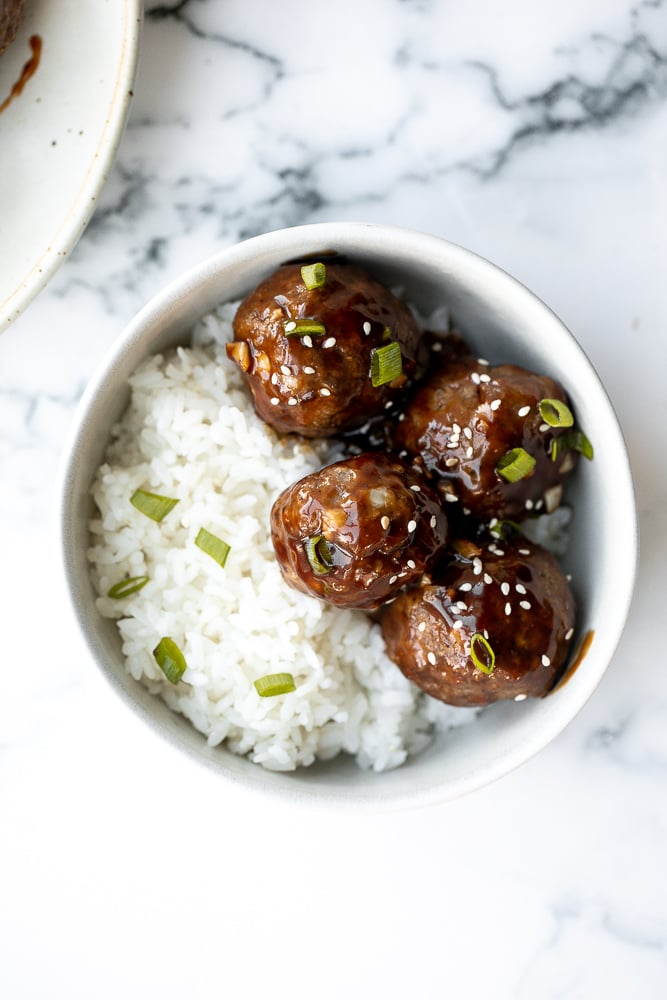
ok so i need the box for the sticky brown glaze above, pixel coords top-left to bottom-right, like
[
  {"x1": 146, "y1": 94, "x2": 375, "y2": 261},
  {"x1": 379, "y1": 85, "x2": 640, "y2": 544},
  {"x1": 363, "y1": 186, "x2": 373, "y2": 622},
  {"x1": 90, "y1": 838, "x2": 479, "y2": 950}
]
[
  {"x1": 228, "y1": 262, "x2": 427, "y2": 437},
  {"x1": 380, "y1": 535, "x2": 575, "y2": 706},
  {"x1": 393, "y1": 355, "x2": 578, "y2": 521},
  {"x1": 270, "y1": 452, "x2": 449, "y2": 610},
  {"x1": 0, "y1": 0, "x2": 23, "y2": 56}
]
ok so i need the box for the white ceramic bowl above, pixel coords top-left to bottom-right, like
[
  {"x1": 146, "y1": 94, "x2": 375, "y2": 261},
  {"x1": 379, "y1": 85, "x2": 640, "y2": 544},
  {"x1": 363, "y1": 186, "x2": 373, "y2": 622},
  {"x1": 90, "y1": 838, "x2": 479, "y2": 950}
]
[{"x1": 59, "y1": 223, "x2": 637, "y2": 807}]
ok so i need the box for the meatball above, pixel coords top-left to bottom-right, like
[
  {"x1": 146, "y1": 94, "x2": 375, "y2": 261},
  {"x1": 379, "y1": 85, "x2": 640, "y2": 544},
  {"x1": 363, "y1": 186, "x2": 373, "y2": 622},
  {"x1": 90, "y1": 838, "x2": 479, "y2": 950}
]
[
  {"x1": 228, "y1": 261, "x2": 427, "y2": 437},
  {"x1": 270, "y1": 452, "x2": 449, "y2": 610},
  {"x1": 393, "y1": 355, "x2": 578, "y2": 521},
  {"x1": 0, "y1": 0, "x2": 24, "y2": 56},
  {"x1": 381, "y1": 535, "x2": 575, "y2": 706}
]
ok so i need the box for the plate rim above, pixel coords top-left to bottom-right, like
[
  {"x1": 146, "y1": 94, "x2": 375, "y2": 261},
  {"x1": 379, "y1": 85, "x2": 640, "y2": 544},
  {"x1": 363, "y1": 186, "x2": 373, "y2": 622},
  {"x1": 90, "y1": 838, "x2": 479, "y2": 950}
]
[{"x1": 0, "y1": 0, "x2": 143, "y2": 331}]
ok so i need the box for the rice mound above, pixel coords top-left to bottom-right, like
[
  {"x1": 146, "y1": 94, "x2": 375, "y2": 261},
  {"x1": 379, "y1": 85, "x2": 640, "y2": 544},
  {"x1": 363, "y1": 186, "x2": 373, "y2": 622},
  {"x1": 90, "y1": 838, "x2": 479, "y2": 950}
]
[{"x1": 88, "y1": 304, "x2": 475, "y2": 771}]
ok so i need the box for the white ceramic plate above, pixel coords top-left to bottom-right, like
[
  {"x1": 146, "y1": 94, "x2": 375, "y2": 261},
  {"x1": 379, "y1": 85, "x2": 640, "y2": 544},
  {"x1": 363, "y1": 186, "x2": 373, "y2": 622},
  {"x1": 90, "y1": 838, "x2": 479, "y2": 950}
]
[{"x1": 0, "y1": 0, "x2": 142, "y2": 331}]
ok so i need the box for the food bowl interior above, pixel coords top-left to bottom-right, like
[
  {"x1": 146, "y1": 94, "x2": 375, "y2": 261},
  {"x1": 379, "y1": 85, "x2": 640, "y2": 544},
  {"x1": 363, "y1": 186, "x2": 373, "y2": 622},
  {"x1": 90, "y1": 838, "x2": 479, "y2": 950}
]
[{"x1": 60, "y1": 223, "x2": 636, "y2": 807}]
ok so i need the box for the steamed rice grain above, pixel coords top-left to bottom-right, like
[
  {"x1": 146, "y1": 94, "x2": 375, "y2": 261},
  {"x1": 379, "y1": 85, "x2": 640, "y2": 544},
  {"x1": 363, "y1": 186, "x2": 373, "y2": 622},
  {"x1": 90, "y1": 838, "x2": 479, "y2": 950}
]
[{"x1": 88, "y1": 304, "x2": 476, "y2": 771}]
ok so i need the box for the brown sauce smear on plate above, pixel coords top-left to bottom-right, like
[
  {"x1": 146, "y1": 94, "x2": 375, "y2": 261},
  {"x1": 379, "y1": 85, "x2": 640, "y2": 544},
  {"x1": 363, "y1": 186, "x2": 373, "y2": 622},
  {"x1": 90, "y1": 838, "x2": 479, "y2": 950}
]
[
  {"x1": 550, "y1": 628, "x2": 595, "y2": 692},
  {"x1": 0, "y1": 34, "x2": 41, "y2": 115}
]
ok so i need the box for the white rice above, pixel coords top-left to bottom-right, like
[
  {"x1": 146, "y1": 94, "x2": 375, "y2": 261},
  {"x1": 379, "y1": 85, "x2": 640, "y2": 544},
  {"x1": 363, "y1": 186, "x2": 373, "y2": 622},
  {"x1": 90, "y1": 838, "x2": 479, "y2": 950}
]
[{"x1": 88, "y1": 303, "x2": 476, "y2": 772}]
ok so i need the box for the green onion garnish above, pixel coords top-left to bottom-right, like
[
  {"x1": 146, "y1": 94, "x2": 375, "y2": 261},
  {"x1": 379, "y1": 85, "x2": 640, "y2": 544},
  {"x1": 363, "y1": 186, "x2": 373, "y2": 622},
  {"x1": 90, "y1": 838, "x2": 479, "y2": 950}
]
[
  {"x1": 303, "y1": 535, "x2": 334, "y2": 575},
  {"x1": 550, "y1": 429, "x2": 594, "y2": 462},
  {"x1": 130, "y1": 489, "x2": 179, "y2": 522},
  {"x1": 496, "y1": 447, "x2": 536, "y2": 483},
  {"x1": 300, "y1": 262, "x2": 327, "y2": 289},
  {"x1": 283, "y1": 318, "x2": 327, "y2": 337},
  {"x1": 254, "y1": 673, "x2": 296, "y2": 697},
  {"x1": 195, "y1": 527, "x2": 231, "y2": 568},
  {"x1": 538, "y1": 398, "x2": 574, "y2": 428},
  {"x1": 370, "y1": 341, "x2": 403, "y2": 387},
  {"x1": 470, "y1": 633, "x2": 496, "y2": 674},
  {"x1": 153, "y1": 636, "x2": 187, "y2": 685},
  {"x1": 489, "y1": 519, "x2": 522, "y2": 540},
  {"x1": 107, "y1": 575, "x2": 150, "y2": 599}
]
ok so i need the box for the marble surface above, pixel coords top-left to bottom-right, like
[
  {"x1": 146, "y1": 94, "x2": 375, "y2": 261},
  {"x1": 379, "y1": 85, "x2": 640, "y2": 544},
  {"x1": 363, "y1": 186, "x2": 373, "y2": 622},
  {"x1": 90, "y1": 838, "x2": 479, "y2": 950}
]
[{"x1": 1, "y1": 1, "x2": 666, "y2": 996}]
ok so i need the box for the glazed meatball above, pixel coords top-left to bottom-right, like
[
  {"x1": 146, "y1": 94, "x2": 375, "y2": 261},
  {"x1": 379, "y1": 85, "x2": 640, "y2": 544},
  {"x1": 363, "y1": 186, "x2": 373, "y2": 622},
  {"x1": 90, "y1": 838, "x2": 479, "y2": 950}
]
[
  {"x1": 270, "y1": 452, "x2": 449, "y2": 610},
  {"x1": 381, "y1": 535, "x2": 576, "y2": 706},
  {"x1": 393, "y1": 355, "x2": 578, "y2": 521},
  {"x1": 0, "y1": 0, "x2": 24, "y2": 55},
  {"x1": 227, "y1": 262, "x2": 427, "y2": 437}
]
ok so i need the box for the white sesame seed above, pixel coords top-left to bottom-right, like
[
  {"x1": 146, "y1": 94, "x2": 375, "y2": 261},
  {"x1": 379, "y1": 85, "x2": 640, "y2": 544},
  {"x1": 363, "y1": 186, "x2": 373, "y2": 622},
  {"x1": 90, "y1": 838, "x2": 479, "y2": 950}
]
[
  {"x1": 363, "y1": 321, "x2": 372, "y2": 335},
  {"x1": 505, "y1": 602, "x2": 512, "y2": 616},
  {"x1": 459, "y1": 583, "x2": 473, "y2": 592},
  {"x1": 519, "y1": 600, "x2": 531, "y2": 610},
  {"x1": 323, "y1": 337, "x2": 336, "y2": 348},
  {"x1": 515, "y1": 583, "x2": 527, "y2": 594},
  {"x1": 483, "y1": 573, "x2": 492, "y2": 584},
  {"x1": 302, "y1": 335, "x2": 313, "y2": 348},
  {"x1": 452, "y1": 423, "x2": 461, "y2": 435},
  {"x1": 541, "y1": 654, "x2": 551, "y2": 667},
  {"x1": 565, "y1": 627, "x2": 574, "y2": 640},
  {"x1": 535, "y1": 499, "x2": 543, "y2": 510},
  {"x1": 280, "y1": 365, "x2": 290, "y2": 376},
  {"x1": 430, "y1": 515, "x2": 437, "y2": 528},
  {"x1": 539, "y1": 422, "x2": 550, "y2": 433},
  {"x1": 472, "y1": 558, "x2": 482, "y2": 575},
  {"x1": 501, "y1": 582, "x2": 510, "y2": 596},
  {"x1": 479, "y1": 373, "x2": 491, "y2": 383},
  {"x1": 471, "y1": 372, "x2": 481, "y2": 385},
  {"x1": 418, "y1": 621, "x2": 426, "y2": 632},
  {"x1": 384, "y1": 400, "x2": 394, "y2": 409},
  {"x1": 518, "y1": 405, "x2": 531, "y2": 417},
  {"x1": 407, "y1": 559, "x2": 416, "y2": 570},
  {"x1": 303, "y1": 366, "x2": 315, "y2": 374},
  {"x1": 463, "y1": 507, "x2": 471, "y2": 515},
  {"x1": 389, "y1": 575, "x2": 398, "y2": 585},
  {"x1": 453, "y1": 620, "x2": 464, "y2": 631},
  {"x1": 287, "y1": 397, "x2": 298, "y2": 406},
  {"x1": 484, "y1": 629, "x2": 489, "y2": 639},
  {"x1": 284, "y1": 320, "x2": 296, "y2": 333},
  {"x1": 493, "y1": 548, "x2": 505, "y2": 556},
  {"x1": 477, "y1": 358, "x2": 490, "y2": 366},
  {"x1": 514, "y1": 693, "x2": 527, "y2": 702},
  {"x1": 271, "y1": 372, "x2": 279, "y2": 385},
  {"x1": 410, "y1": 484, "x2": 421, "y2": 492},
  {"x1": 565, "y1": 573, "x2": 572, "y2": 582},
  {"x1": 444, "y1": 493, "x2": 458, "y2": 502},
  {"x1": 320, "y1": 387, "x2": 331, "y2": 396},
  {"x1": 490, "y1": 399, "x2": 501, "y2": 411},
  {"x1": 466, "y1": 446, "x2": 474, "y2": 458},
  {"x1": 445, "y1": 457, "x2": 458, "y2": 467},
  {"x1": 456, "y1": 601, "x2": 468, "y2": 611},
  {"x1": 427, "y1": 651, "x2": 437, "y2": 666},
  {"x1": 463, "y1": 427, "x2": 473, "y2": 439},
  {"x1": 525, "y1": 499, "x2": 534, "y2": 510},
  {"x1": 407, "y1": 519, "x2": 417, "y2": 533},
  {"x1": 519, "y1": 548, "x2": 531, "y2": 556},
  {"x1": 270, "y1": 398, "x2": 279, "y2": 406},
  {"x1": 380, "y1": 515, "x2": 390, "y2": 530}
]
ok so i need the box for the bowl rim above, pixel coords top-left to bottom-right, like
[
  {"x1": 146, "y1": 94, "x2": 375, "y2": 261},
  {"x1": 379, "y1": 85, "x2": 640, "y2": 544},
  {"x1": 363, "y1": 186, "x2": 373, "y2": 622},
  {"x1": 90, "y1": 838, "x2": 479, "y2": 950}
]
[{"x1": 58, "y1": 222, "x2": 639, "y2": 809}]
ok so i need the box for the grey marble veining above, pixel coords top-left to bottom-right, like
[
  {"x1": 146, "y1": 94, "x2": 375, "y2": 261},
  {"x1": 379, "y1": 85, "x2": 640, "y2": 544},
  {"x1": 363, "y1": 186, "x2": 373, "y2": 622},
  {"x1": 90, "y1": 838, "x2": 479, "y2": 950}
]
[{"x1": 1, "y1": 1, "x2": 666, "y2": 997}]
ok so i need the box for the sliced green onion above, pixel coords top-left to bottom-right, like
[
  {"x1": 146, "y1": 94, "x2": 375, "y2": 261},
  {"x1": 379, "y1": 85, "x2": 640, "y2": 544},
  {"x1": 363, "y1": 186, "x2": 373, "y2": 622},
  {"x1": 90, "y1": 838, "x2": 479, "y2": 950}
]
[
  {"x1": 254, "y1": 673, "x2": 296, "y2": 697},
  {"x1": 370, "y1": 341, "x2": 403, "y2": 387},
  {"x1": 130, "y1": 489, "x2": 179, "y2": 522},
  {"x1": 489, "y1": 519, "x2": 522, "y2": 540},
  {"x1": 300, "y1": 262, "x2": 327, "y2": 289},
  {"x1": 470, "y1": 633, "x2": 496, "y2": 675},
  {"x1": 153, "y1": 636, "x2": 187, "y2": 685},
  {"x1": 496, "y1": 447, "x2": 536, "y2": 483},
  {"x1": 303, "y1": 535, "x2": 334, "y2": 575},
  {"x1": 550, "y1": 430, "x2": 594, "y2": 462},
  {"x1": 107, "y1": 575, "x2": 150, "y2": 599},
  {"x1": 195, "y1": 527, "x2": 231, "y2": 568},
  {"x1": 538, "y1": 398, "x2": 574, "y2": 428},
  {"x1": 382, "y1": 325, "x2": 393, "y2": 342},
  {"x1": 283, "y1": 318, "x2": 327, "y2": 337}
]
